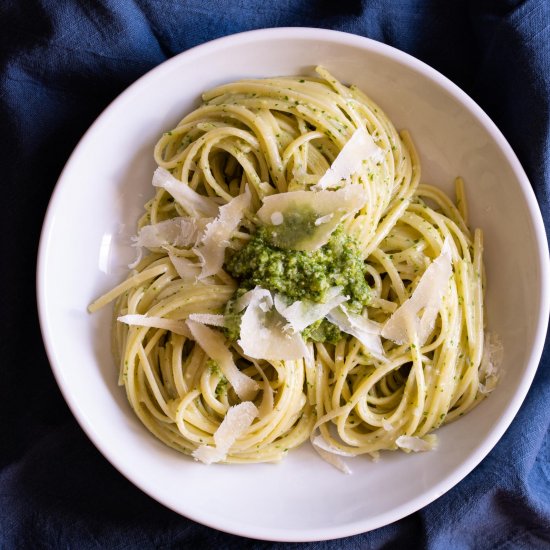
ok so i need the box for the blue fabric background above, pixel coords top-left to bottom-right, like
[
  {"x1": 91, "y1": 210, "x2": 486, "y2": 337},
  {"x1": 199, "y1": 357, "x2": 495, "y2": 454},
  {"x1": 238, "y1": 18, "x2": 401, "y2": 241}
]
[{"x1": 1, "y1": 1, "x2": 549, "y2": 548}]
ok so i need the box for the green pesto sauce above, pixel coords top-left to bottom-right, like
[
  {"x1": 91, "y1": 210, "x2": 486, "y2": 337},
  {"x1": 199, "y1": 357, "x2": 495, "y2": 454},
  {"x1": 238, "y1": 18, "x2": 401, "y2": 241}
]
[
  {"x1": 227, "y1": 225, "x2": 370, "y2": 307},
  {"x1": 223, "y1": 288, "x2": 248, "y2": 342},
  {"x1": 207, "y1": 359, "x2": 228, "y2": 397},
  {"x1": 302, "y1": 318, "x2": 343, "y2": 344},
  {"x1": 224, "y1": 225, "x2": 370, "y2": 343}
]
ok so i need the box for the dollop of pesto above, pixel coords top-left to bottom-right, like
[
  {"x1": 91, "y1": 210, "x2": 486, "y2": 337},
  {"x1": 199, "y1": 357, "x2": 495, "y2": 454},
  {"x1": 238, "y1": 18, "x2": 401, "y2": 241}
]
[
  {"x1": 223, "y1": 288, "x2": 249, "y2": 342},
  {"x1": 207, "y1": 359, "x2": 228, "y2": 397},
  {"x1": 224, "y1": 225, "x2": 370, "y2": 343},
  {"x1": 302, "y1": 318, "x2": 343, "y2": 344},
  {"x1": 227, "y1": 225, "x2": 370, "y2": 306}
]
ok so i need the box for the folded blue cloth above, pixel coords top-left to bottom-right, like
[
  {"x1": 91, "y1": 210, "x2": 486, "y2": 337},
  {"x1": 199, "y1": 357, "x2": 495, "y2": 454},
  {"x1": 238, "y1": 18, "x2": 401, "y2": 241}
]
[{"x1": 1, "y1": 1, "x2": 548, "y2": 547}]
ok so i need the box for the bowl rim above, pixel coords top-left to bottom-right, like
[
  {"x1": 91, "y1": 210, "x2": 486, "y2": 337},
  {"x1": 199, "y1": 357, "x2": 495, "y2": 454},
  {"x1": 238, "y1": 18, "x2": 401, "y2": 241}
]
[{"x1": 36, "y1": 27, "x2": 550, "y2": 542}]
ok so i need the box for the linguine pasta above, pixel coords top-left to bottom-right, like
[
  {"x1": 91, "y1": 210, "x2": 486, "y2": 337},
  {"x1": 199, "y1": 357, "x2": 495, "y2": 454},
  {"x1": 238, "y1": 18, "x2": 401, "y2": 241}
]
[{"x1": 89, "y1": 68, "x2": 497, "y2": 469}]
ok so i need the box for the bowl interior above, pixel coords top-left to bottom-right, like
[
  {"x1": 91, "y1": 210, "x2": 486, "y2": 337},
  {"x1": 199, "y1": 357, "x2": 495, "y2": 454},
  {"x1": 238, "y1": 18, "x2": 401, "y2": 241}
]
[{"x1": 38, "y1": 28, "x2": 548, "y2": 541}]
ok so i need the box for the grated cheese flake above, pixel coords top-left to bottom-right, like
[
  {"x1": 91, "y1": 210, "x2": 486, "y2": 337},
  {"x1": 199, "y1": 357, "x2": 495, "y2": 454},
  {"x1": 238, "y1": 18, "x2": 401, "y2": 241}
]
[
  {"x1": 396, "y1": 434, "x2": 438, "y2": 452},
  {"x1": 312, "y1": 127, "x2": 384, "y2": 190},
  {"x1": 382, "y1": 238, "x2": 453, "y2": 346},
  {"x1": 186, "y1": 320, "x2": 259, "y2": 401},
  {"x1": 479, "y1": 331, "x2": 503, "y2": 394},
  {"x1": 326, "y1": 305, "x2": 385, "y2": 360},
  {"x1": 234, "y1": 289, "x2": 256, "y2": 313},
  {"x1": 311, "y1": 435, "x2": 355, "y2": 457},
  {"x1": 133, "y1": 217, "x2": 206, "y2": 249},
  {"x1": 167, "y1": 252, "x2": 201, "y2": 282},
  {"x1": 152, "y1": 167, "x2": 219, "y2": 218},
  {"x1": 129, "y1": 217, "x2": 209, "y2": 269},
  {"x1": 194, "y1": 186, "x2": 251, "y2": 279},
  {"x1": 187, "y1": 313, "x2": 226, "y2": 327},
  {"x1": 311, "y1": 436, "x2": 353, "y2": 474},
  {"x1": 192, "y1": 402, "x2": 259, "y2": 464},
  {"x1": 274, "y1": 287, "x2": 348, "y2": 333},
  {"x1": 238, "y1": 287, "x2": 309, "y2": 360},
  {"x1": 256, "y1": 184, "x2": 367, "y2": 251}
]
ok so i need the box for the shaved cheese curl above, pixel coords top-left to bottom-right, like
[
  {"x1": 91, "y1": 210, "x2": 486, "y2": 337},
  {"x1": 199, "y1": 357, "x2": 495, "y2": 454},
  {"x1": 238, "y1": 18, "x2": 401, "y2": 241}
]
[
  {"x1": 311, "y1": 435, "x2": 355, "y2": 457},
  {"x1": 134, "y1": 217, "x2": 206, "y2": 249},
  {"x1": 382, "y1": 238, "x2": 453, "y2": 346},
  {"x1": 186, "y1": 320, "x2": 258, "y2": 401},
  {"x1": 238, "y1": 288, "x2": 309, "y2": 360},
  {"x1": 312, "y1": 127, "x2": 384, "y2": 190},
  {"x1": 256, "y1": 185, "x2": 367, "y2": 251},
  {"x1": 193, "y1": 402, "x2": 259, "y2": 464},
  {"x1": 479, "y1": 332, "x2": 503, "y2": 394},
  {"x1": 195, "y1": 186, "x2": 251, "y2": 279},
  {"x1": 187, "y1": 313, "x2": 226, "y2": 327},
  {"x1": 129, "y1": 217, "x2": 209, "y2": 269},
  {"x1": 395, "y1": 435, "x2": 438, "y2": 452},
  {"x1": 326, "y1": 306, "x2": 385, "y2": 360},
  {"x1": 152, "y1": 167, "x2": 219, "y2": 217},
  {"x1": 311, "y1": 437, "x2": 353, "y2": 474},
  {"x1": 167, "y1": 252, "x2": 201, "y2": 281},
  {"x1": 274, "y1": 287, "x2": 347, "y2": 333}
]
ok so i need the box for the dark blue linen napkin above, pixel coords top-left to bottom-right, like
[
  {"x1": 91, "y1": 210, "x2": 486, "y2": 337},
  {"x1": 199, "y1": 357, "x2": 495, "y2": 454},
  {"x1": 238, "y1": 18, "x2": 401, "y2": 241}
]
[{"x1": 1, "y1": 1, "x2": 549, "y2": 548}]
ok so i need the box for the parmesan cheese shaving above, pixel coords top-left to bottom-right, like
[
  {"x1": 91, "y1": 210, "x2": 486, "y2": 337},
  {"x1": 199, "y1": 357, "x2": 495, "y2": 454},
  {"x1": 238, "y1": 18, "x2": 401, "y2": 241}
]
[
  {"x1": 382, "y1": 239, "x2": 453, "y2": 346},
  {"x1": 117, "y1": 314, "x2": 191, "y2": 338},
  {"x1": 129, "y1": 217, "x2": 209, "y2": 269},
  {"x1": 256, "y1": 184, "x2": 367, "y2": 251},
  {"x1": 237, "y1": 287, "x2": 309, "y2": 360},
  {"x1": 192, "y1": 402, "x2": 259, "y2": 464},
  {"x1": 395, "y1": 434, "x2": 438, "y2": 452},
  {"x1": 311, "y1": 439, "x2": 352, "y2": 474},
  {"x1": 274, "y1": 287, "x2": 348, "y2": 333},
  {"x1": 234, "y1": 289, "x2": 255, "y2": 313},
  {"x1": 152, "y1": 167, "x2": 219, "y2": 218},
  {"x1": 311, "y1": 435, "x2": 355, "y2": 457},
  {"x1": 134, "y1": 217, "x2": 206, "y2": 249},
  {"x1": 326, "y1": 306, "x2": 385, "y2": 360},
  {"x1": 167, "y1": 252, "x2": 201, "y2": 281},
  {"x1": 194, "y1": 186, "x2": 251, "y2": 279},
  {"x1": 187, "y1": 313, "x2": 226, "y2": 327},
  {"x1": 479, "y1": 331, "x2": 503, "y2": 394},
  {"x1": 186, "y1": 320, "x2": 259, "y2": 401},
  {"x1": 312, "y1": 127, "x2": 383, "y2": 190}
]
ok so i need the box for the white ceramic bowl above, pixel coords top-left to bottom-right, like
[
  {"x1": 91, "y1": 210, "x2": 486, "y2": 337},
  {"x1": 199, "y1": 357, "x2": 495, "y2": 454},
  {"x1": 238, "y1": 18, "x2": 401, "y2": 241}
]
[{"x1": 37, "y1": 28, "x2": 550, "y2": 541}]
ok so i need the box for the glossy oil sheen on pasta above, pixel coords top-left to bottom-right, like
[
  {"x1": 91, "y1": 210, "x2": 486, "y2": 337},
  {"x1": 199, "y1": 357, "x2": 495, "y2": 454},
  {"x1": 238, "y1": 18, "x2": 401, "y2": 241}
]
[{"x1": 89, "y1": 67, "x2": 498, "y2": 469}]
